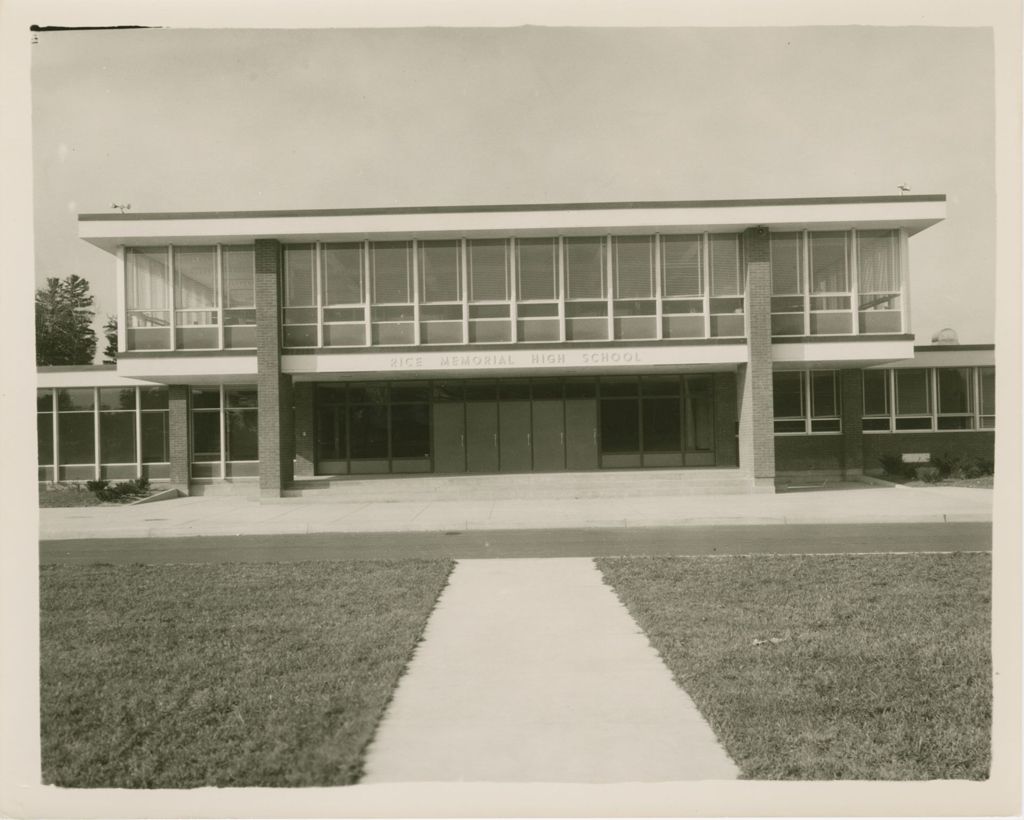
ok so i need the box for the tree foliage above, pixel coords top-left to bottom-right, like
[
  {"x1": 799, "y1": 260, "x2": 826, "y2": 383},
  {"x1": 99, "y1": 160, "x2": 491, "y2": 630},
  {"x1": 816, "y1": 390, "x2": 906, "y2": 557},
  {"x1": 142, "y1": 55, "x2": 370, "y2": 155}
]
[
  {"x1": 35, "y1": 275, "x2": 98, "y2": 365},
  {"x1": 102, "y1": 315, "x2": 118, "y2": 364}
]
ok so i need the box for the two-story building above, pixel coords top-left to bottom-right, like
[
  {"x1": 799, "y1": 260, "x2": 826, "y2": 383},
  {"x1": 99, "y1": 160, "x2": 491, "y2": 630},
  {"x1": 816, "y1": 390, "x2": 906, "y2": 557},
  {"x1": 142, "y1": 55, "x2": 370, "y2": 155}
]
[{"x1": 35, "y1": 194, "x2": 995, "y2": 496}]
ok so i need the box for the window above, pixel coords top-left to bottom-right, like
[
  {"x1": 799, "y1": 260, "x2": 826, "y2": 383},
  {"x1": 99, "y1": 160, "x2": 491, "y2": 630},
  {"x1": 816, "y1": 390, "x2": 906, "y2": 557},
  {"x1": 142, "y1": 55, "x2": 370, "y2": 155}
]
[
  {"x1": 191, "y1": 385, "x2": 259, "y2": 477},
  {"x1": 99, "y1": 387, "x2": 137, "y2": 465},
  {"x1": 708, "y1": 233, "x2": 744, "y2": 338},
  {"x1": 126, "y1": 247, "x2": 171, "y2": 350},
  {"x1": 894, "y1": 369, "x2": 931, "y2": 430},
  {"x1": 222, "y1": 246, "x2": 256, "y2": 349},
  {"x1": 516, "y1": 238, "x2": 559, "y2": 342},
  {"x1": 140, "y1": 387, "x2": 169, "y2": 465},
  {"x1": 661, "y1": 234, "x2": 704, "y2": 339},
  {"x1": 808, "y1": 231, "x2": 852, "y2": 334},
  {"x1": 936, "y1": 368, "x2": 974, "y2": 430},
  {"x1": 468, "y1": 239, "x2": 511, "y2": 343},
  {"x1": 283, "y1": 244, "x2": 317, "y2": 347},
  {"x1": 770, "y1": 232, "x2": 805, "y2": 336},
  {"x1": 773, "y1": 371, "x2": 841, "y2": 434},
  {"x1": 857, "y1": 230, "x2": 901, "y2": 333},
  {"x1": 979, "y1": 367, "x2": 995, "y2": 428},
  {"x1": 862, "y1": 370, "x2": 891, "y2": 431},
  {"x1": 321, "y1": 242, "x2": 366, "y2": 347},
  {"x1": 418, "y1": 240, "x2": 463, "y2": 345},
  {"x1": 191, "y1": 387, "x2": 222, "y2": 464},
  {"x1": 174, "y1": 246, "x2": 218, "y2": 349},
  {"x1": 37, "y1": 389, "x2": 54, "y2": 480},
  {"x1": 612, "y1": 236, "x2": 656, "y2": 340},
  {"x1": 370, "y1": 241, "x2": 414, "y2": 346}
]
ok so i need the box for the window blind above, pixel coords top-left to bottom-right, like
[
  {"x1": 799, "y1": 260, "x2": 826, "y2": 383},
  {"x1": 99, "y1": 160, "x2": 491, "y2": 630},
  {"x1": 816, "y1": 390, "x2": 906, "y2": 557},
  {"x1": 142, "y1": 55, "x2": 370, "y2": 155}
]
[
  {"x1": 564, "y1": 237, "x2": 606, "y2": 300},
  {"x1": 613, "y1": 236, "x2": 654, "y2": 299},
  {"x1": 468, "y1": 239, "x2": 509, "y2": 302},
  {"x1": 126, "y1": 248, "x2": 169, "y2": 311},
  {"x1": 371, "y1": 241, "x2": 412, "y2": 304},
  {"x1": 770, "y1": 233, "x2": 803, "y2": 296},
  {"x1": 709, "y1": 234, "x2": 742, "y2": 297},
  {"x1": 661, "y1": 235, "x2": 702, "y2": 297},
  {"x1": 418, "y1": 240, "x2": 461, "y2": 303},
  {"x1": 516, "y1": 238, "x2": 557, "y2": 301},
  {"x1": 283, "y1": 244, "x2": 315, "y2": 307}
]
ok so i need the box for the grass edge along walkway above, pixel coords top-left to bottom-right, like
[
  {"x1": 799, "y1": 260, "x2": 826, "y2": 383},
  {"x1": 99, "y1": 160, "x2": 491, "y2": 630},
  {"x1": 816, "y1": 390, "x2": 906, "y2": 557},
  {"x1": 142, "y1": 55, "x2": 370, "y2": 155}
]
[
  {"x1": 40, "y1": 559, "x2": 454, "y2": 788},
  {"x1": 596, "y1": 551, "x2": 991, "y2": 780}
]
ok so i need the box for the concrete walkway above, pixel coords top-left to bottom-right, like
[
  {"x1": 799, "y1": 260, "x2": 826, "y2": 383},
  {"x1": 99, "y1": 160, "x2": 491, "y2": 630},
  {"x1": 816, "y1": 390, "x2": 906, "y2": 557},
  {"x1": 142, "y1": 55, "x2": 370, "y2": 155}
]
[
  {"x1": 361, "y1": 558, "x2": 739, "y2": 783},
  {"x1": 38, "y1": 484, "x2": 993, "y2": 540}
]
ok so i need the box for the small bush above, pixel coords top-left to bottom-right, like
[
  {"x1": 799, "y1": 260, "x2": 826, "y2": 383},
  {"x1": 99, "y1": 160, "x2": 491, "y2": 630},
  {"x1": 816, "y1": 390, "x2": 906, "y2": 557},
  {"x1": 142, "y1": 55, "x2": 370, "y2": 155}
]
[
  {"x1": 976, "y1": 457, "x2": 995, "y2": 476},
  {"x1": 89, "y1": 477, "x2": 151, "y2": 503},
  {"x1": 916, "y1": 465, "x2": 942, "y2": 483},
  {"x1": 879, "y1": 454, "x2": 912, "y2": 478}
]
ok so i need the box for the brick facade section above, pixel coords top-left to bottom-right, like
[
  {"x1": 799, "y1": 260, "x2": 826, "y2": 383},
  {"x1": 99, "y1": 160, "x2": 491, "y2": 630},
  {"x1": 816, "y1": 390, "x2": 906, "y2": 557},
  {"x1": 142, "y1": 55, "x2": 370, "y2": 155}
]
[
  {"x1": 713, "y1": 371, "x2": 738, "y2": 467},
  {"x1": 738, "y1": 227, "x2": 775, "y2": 488},
  {"x1": 862, "y1": 431, "x2": 996, "y2": 474},
  {"x1": 775, "y1": 435, "x2": 844, "y2": 474},
  {"x1": 839, "y1": 369, "x2": 864, "y2": 475},
  {"x1": 167, "y1": 384, "x2": 190, "y2": 493},
  {"x1": 255, "y1": 239, "x2": 294, "y2": 496},
  {"x1": 293, "y1": 381, "x2": 316, "y2": 477}
]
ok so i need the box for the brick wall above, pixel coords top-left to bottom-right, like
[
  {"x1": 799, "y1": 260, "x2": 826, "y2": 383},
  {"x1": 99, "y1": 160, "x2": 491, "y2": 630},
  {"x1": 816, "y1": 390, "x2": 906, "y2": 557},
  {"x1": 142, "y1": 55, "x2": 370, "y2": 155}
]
[
  {"x1": 293, "y1": 381, "x2": 316, "y2": 478},
  {"x1": 255, "y1": 239, "x2": 294, "y2": 496},
  {"x1": 862, "y1": 431, "x2": 996, "y2": 474},
  {"x1": 739, "y1": 227, "x2": 775, "y2": 487},
  {"x1": 839, "y1": 369, "x2": 864, "y2": 474},
  {"x1": 713, "y1": 371, "x2": 738, "y2": 467},
  {"x1": 167, "y1": 384, "x2": 190, "y2": 493},
  {"x1": 775, "y1": 435, "x2": 844, "y2": 474}
]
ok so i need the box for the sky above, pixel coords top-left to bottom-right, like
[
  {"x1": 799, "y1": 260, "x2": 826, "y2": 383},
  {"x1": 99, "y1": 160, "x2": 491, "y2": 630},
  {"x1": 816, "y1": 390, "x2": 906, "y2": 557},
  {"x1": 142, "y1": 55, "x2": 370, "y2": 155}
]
[{"x1": 31, "y1": 25, "x2": 996, "y2": 346}]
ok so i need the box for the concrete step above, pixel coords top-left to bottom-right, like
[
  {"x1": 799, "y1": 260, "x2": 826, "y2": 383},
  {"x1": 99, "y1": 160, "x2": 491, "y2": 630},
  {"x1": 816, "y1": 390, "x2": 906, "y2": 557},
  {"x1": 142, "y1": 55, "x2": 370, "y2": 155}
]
[{"x1": 281, "y1": 469, "x2": 754, "y2": 501}]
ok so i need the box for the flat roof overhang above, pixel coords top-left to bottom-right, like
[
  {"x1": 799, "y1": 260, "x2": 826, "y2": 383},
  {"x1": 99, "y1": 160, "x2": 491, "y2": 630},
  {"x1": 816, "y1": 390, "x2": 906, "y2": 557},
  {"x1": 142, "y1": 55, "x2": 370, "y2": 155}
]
[
  {"x1": 79, "y1": 195, "x2": 946, "y2": 253},
  {"x1": 771, "y1": 335, "x2": 916, "y2": 368}
]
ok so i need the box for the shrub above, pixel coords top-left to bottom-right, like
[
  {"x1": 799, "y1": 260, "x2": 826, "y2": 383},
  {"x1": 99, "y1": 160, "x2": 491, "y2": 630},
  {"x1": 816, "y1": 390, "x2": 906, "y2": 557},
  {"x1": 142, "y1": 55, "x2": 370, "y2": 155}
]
[
  {"x1": 976, "y1": 457, "x2": 995, "y2": 476},
  {"x1": 916, "y1": 465, "x2": 942, "y2": 483},
  {"x1": 878, "y1": 454, "x2": 911, "y2": 478},
  {"x1": 88, "y1": 477, "x2": 151, "y2": 503},
  {"x1": 85, "y1": 479, "x2": 109, "y2": 494}
]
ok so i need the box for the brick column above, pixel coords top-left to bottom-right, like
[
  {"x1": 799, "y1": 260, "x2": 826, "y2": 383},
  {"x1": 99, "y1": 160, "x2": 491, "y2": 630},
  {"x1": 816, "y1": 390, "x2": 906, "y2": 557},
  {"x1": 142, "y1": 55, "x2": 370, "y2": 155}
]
[
  {"x1": 840, "y1": 368, "x2": 864, "y2": 477},
  {"x1": 713, "y1": 371, "x2": 739, "y2": 467},
  {"x1": 293, "y1": 381, "x2": 316, "y2": 478},
  {"x1": 737, "y1": 227, "x2": 776, "y2": 491},
  {"x1": 255, "y1": 239, "x2": 294, "y2": 497},
  {"x1": 167, "y1": 384, "x2": 190, "y2": 495}
]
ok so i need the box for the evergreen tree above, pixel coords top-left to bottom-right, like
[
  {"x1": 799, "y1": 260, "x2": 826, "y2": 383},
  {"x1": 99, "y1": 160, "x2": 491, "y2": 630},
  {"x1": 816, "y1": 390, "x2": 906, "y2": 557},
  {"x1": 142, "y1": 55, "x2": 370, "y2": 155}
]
[
  {"x1": 102, "y1": 315, "x2": 118, "y2": 364},
  {"x1": 35, "y1": 275, "x2": 98, "y2": 365}
]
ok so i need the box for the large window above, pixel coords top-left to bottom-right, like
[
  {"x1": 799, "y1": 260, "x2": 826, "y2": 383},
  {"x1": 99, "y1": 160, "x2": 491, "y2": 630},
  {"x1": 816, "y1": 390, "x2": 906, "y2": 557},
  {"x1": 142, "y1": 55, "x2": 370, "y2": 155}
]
[
  {"x1": 418, "y1": 240, "x2": 463, "y2": 345},
  {"x1": 772, "y1": 371, "x2": 841, "y2": 434},
  {"x1": 770, "y1": 232, "x2": 805, "y2": 336},
  {"x1": 38, "y1": 385, "x2": 170, "y2": 482},
  {"x1": 468, "y1": 239, "x2": 512, "y2": 343},
  {"x1": 125, "y1": 245, "x2": 254, "y2": 352},
  {"x1": 612, "y1": 236, "x2": 656, "y2": 340},
  {"x1": 862, "y1": 367, "x2": 995, "y2": 432},
  {"x1": 563, "y1": 237, "x2": 608, "y2": 341},
  {"x1": 321, "y1": 242, "x2": 366, "y2": 347},
  {"x1": 857, "y1": 230, "x2": 901, "y2": 333},
  {"x1": 370, "y1": 241, "x2": 414, "y2": 346},
  {"x1": 283, "y1": 244, "x2": 317, "y2": 347},
  {"x1": 808, "y1": 232, "x2": 852, "y2": 334},
  {"x1": 661, "y1": 234, "x2": 704, "y2": 339},
  {"x1": 190, "y1": 385, "x2": 259, "y2": 478},
  {"x1": 708, "y1": 233, "x2": 744, "y2": 337},
  {"x1": 516, "y1": 238, "x2": 559, "y2": 342}
]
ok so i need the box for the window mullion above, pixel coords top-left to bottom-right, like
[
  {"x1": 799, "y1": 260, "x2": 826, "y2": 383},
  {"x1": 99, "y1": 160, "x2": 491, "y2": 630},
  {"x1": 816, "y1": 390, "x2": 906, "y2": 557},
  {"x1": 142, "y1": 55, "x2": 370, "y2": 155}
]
[
  {"x1": 606, "y1": 235, "x2": 614, "y2": 341},
  {"x1": 363, "y1": 241, "x2": 372, "y2": 347},
  {"x1": 654, "y1": 234, "x2": 663, "y2": 340},
  {"x1": 702, "y1": 233, "x2": 711, "y2": 338},
  {"x1": 460, "y1": 239, "x2": 469, "y2": 345},
  {"x1": 930, "y1": 368, "x2": 938, "y2": 431},
  {"x1": 314, "y1": 241, "x2": 324, "y2": 349},
  {"x1": 219, "y1": 384, "x2": 227, "y2": 479},
  {"x1": 801, "y1": 231, "x2": 811, "y2": 336},
  {"x1": 849, "y1": 229, "x2": 859, "y2": 336},
  {"x1": 93, "y1": 387, "x2": 101, "y2": 480},
  {"x1": 51, "y1": 389, "x2": 59, "y2": 478},
  {"x1": 557, "y1": 237, "x2": 566, "y2": 342},
  {"x1": 216, "y1": 245, "x2": 225, "y2": 350},
  {"x1": 135, "y1": 386, "x2": 143, "y2": 479},
  {"x1": 412, "y1": 240, "x2": 421, "y2": 346},
  {"x1": 168, "y1": 245, "x2": 176, "y2": 351},
  {"x1": 509, "y1": 238, "x2": 518, "y2": 344},
  {"x1": 117, "y1": 246, "x2": 128, "y2": 354}
]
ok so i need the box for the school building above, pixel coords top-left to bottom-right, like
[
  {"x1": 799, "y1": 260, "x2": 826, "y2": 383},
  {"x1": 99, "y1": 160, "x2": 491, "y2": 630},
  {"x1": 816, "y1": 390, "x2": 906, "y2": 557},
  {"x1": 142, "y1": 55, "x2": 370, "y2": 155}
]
[{"x1": 36, "y1": 195, "x2": 995, "y2": 496}]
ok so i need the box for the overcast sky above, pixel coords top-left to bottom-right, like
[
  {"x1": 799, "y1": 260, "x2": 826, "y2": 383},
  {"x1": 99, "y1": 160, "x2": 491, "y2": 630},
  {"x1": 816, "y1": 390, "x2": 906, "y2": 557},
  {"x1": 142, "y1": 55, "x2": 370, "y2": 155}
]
[{"x1": 31, "y1": 26, "x2": 995, "y2": 344}]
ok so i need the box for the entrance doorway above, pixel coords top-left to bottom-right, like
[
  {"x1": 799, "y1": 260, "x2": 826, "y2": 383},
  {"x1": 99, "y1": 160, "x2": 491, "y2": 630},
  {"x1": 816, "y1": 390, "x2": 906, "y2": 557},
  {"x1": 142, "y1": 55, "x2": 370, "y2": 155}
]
[{"x1": 312, "y1": 374, "x2": 719, "y2": 476}]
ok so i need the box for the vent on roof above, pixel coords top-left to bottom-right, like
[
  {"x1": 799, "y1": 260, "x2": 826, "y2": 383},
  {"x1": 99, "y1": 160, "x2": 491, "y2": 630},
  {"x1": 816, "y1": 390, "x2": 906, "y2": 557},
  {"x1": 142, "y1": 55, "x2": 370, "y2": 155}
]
[{"x1": 931, "y1": 327, "x2": 959, "y2": 345}]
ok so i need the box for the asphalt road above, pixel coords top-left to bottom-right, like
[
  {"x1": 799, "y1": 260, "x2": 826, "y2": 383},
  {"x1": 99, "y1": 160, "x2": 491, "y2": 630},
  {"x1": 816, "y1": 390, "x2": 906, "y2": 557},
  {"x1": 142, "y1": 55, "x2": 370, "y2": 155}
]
[{"x1": 39, "y1": 522, "x2": 991, "y2": 564}]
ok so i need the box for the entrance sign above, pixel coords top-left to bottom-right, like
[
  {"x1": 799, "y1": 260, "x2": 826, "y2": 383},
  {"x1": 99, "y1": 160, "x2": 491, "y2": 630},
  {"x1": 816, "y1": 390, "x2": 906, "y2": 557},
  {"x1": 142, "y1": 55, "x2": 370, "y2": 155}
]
[{"x1": 284, "y1": 343, "x2": 747, "y2": 376}]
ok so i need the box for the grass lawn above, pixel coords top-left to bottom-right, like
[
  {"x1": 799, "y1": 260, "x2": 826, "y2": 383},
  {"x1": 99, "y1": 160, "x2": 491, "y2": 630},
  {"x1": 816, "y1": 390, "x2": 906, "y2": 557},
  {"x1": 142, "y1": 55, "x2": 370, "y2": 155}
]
[
  {"x1": 37, "y1": 485, "x2": 104, "y2": 507},
  {"x1": 40, "y1": 559, "x2": 453, "y2": 787},
  {"x1": 597, "y1": 552, "x2": 990, "y2": 780}
]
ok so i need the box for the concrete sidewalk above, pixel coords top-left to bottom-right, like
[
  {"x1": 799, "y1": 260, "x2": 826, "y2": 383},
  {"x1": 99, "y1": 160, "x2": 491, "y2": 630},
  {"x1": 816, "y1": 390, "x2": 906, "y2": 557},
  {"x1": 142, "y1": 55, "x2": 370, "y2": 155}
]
[
  {"x1": 38, "y1": 484, "x2": 993, "y2": 541},
  {"x1": 361, "y1": 558, "x2": 739, "y2": 782}
]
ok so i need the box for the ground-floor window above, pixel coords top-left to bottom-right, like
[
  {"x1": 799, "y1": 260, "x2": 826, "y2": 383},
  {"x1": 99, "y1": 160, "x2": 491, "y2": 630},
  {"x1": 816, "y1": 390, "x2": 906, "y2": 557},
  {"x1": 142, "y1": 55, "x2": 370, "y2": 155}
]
[
  {"x1": 190, "y1": 385, "x2": 259, "y2": 478},
  {"x1": 37, "y1": 385, "x2": 170, "y2": 481},
  {"x1": 313, "y1": 374, "x2": 719, "y2": 475},
  {"x1": 862, "y1": 366, "x2": 994, "y2": 433},
  {"x1": 772, "y1": 371, "x2": 841, "y2": 434}
]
